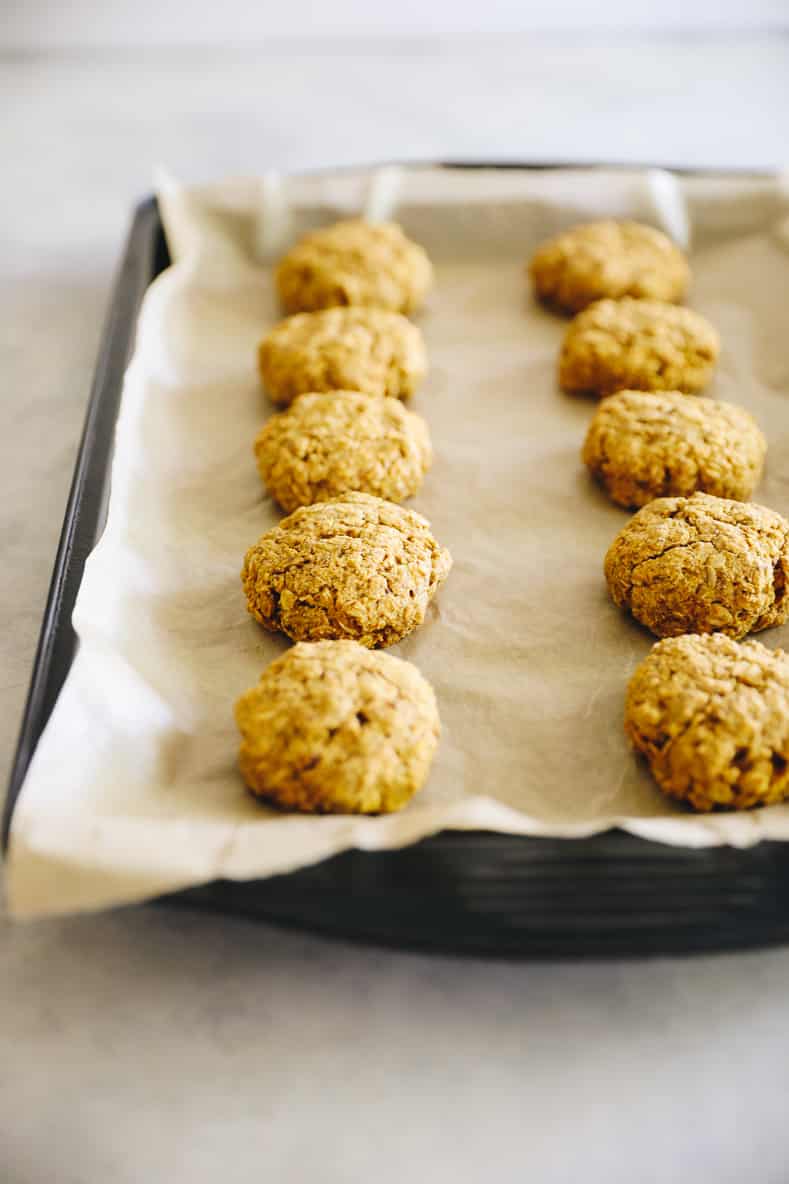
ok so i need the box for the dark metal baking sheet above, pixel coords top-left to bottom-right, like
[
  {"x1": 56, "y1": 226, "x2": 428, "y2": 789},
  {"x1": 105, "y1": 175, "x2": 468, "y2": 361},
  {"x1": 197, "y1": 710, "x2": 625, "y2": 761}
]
[{"x1": 6, "y1": 166, "x2": 789, "y2": 957}]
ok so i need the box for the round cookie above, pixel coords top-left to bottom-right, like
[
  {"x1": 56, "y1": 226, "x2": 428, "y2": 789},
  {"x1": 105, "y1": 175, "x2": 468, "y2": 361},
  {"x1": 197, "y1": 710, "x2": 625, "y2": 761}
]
[
  {"x1": 258, "y1": 307, "x2": 427, "y2": 407},
  {"x1": 583, "y1": 390, "x2": 766, "y2": 509},
  {"x1": 559, "y1": 298, "x2": 719, "y2": 397},
  {"x1": 530, "y1": 220, "x2": 689, "y2": 314},
  {"x1": 235, "y1": 640, "x2": 440, "y2": 813},
  {"x1": 276, "y1": 219, "x2": 433, "y2": 315},
  {"x1": 254, "y1": 391, "x2": 432, "y2": 513},
  {"x1": 625, "y1": 633, "x2": 789, "y2": 812},
  {"x1": 604, "y1": 491, "x2": 789, "y2": 641},
  {"x1": 241, "y1": 491, "x2": 452, "y2": 647}
]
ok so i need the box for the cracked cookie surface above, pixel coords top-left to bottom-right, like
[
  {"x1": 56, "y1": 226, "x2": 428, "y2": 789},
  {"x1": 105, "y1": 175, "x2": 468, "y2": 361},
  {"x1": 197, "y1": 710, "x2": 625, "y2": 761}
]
[
  {"x1": 625, "y1": 633, "x2": 789, "y2": 811},
  {"x1": 605, "y1": 492, "x2": 789, "y2": 640},
  {"x1": 583, "y1": 390, "x2": 766, "y2": 508},
  {"x1": 530, "y1": 220, "x2": 689, "y2": 314},
  {"x1": 242, "y1": 491, "x2": 452, "y2": 647},
  {"x1": 235, "y1": 640, "x2": 440, "y2": 813},
  {"x1": 254, "y1": 391, "x2": 432, "y2": 513},
  {"x1": 559, "y1": 298, "x2": 719, "y2": 397},
  {"x1": 276, "y1": 219, "x2": 433, "y2": 315},
  {"x1": 258, "y1": 307, "x2": 427, "y2": 406}
]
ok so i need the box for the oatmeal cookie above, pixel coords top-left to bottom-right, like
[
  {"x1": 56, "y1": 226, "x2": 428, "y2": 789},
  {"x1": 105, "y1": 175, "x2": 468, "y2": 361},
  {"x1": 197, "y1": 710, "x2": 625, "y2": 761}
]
[
  {"x1": 241, "y1": 491, "x2": 452, "y2": 647},
  {"x1": 604, "y1": 492, "x2": 789, "y2": 640},
  {"x1": 530, "y1": 219, "x2": 689, "y2": 314},
  {"x1": 559, "y1": 298, "x2": 719, "y2": 397},
  {"x1": 583, "y1": 390, "x2": 766, "y2": 508},
  {"x1": 258, "y1": 307, "x2": 427, "y2": 406},
  {"x1": 276, "y1": 219, "x2": 433, "y2": 315},
  {"x1": 235, "y1": 640, "x2": 440, "y2": 813},
  {"x1": 625, "y1": 633, "x2": 789, "y2": 811},
  {"x1": 254, "y1": 391, "x2": 432, "y2": 513}
]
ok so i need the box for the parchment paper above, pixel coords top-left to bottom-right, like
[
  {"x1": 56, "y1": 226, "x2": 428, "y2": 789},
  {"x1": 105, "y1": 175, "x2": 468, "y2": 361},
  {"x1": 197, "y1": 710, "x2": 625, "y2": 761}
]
[{"x1": 9, "y1": 165, "x2": 789, "y2": 919}]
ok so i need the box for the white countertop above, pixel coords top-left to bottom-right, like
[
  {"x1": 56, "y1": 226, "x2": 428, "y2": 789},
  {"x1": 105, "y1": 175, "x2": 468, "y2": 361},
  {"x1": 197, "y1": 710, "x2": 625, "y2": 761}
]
[{"x1": 3, "y1": 38, "x2": 789, "y2": 1182}]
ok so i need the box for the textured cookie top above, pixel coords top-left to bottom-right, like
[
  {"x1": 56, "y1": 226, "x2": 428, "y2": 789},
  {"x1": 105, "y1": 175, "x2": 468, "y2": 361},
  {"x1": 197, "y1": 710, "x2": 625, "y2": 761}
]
[
  {"x1": 235, "y1": 640, "x2": 440, "y2": 813},
  {"x1": 254, "y1": 391, "x2": 432, "y2": 513},
  {"x1": 625, "y1": 633, "x2": 789, "y2": 811},
  {"x1": 530, "y1": 220, "x2": 689, "y2": 314},
  {"x1": 276, "y1": 219, "x2": 433, "y2": 315},
  {"x1": 559, "y1": 298, "x2": 719, "y2": 396},
  {"x1": 605, "y1": 491, "x2": 789, "y2": 640},
  {"x1": 242, "y1": 491, "x2": 452, "y2": 648},
  {"x1": 258, "y1": 307, "x2": 427, "y2": 406},
  {"x1": 583, "y1": 390, "x2": 766, "y2": 508}
]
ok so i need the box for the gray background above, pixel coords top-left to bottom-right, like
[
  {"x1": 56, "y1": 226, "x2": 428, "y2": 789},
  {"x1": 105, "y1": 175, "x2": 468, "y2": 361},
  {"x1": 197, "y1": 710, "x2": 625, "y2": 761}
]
[{"x1": 3, "y1": 10, "x2": 789, "y2": 1183}]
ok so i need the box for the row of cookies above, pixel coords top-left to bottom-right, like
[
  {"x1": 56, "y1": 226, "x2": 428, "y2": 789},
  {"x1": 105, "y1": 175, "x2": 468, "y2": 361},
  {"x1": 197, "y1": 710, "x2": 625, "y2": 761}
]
[
  {"x1": 235, "y1": 220, "x2": 451, "y2": 813},
  {"x1": 530, "y1": 219, "x2": 789, "y2": 812}
]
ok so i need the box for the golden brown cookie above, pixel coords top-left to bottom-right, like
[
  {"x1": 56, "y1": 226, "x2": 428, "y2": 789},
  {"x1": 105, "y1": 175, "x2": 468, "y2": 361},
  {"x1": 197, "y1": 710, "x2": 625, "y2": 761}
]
[
  {"x1": 235, "y1": 640, "x2": 440, "y2": 813},
  {"x1": 276, "y1": 219, "x2": 433, "y2": 315},
  {"x1": 255, "y1": 391, "x2": 432, "y2": 513},
  {"x1": 258, "y1": 307, "x2": 427, "y2": 407},
  {"x1": 604, "y1": 492, "x2": 789, "y2": 640},
  {"x1": 625, "y1": 633, "x2": 789, "y2": 811},
  {"x1": 530, "y1": 220, "x2": 689, "y2": 314},
  {"x1": 559, "y1": 298, "x2": 719, "y2": 397},
  {"x1": 242, "y1": 491, "x2": 452, "y2": 647},
  {"x1": 583, "y1": 390, "x2": 766, "y2": 509}
]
